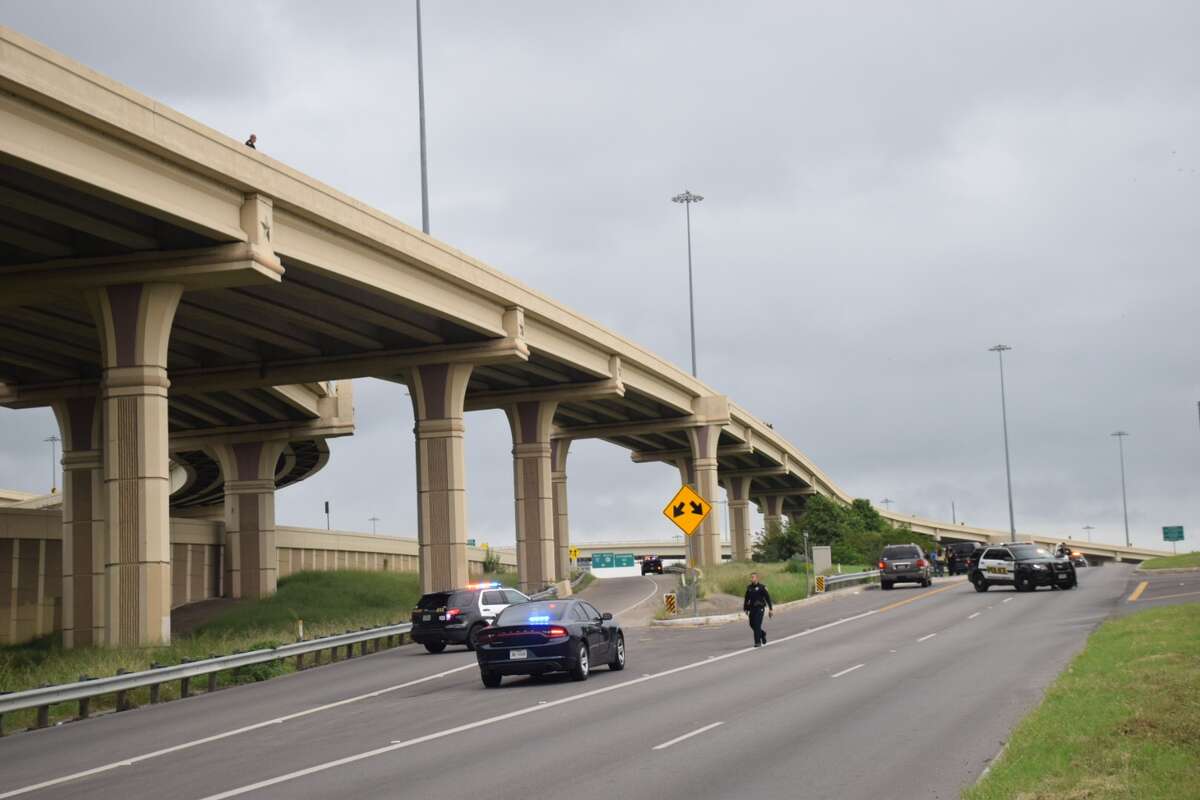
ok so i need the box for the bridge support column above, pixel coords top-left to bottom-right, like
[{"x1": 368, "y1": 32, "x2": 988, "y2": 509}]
[
  {"x1": 506, "y1": 401, "x2": 558, "y2": 593},
  {"x1": 52, "y1": 396, "x2": 105, "y2": 649},
  {"x1": 410, "y1": 363, "x2": 473, "y2": 594},
  {"x1": 678, "y1": 424, "x2": 722, "y2": 567},
  {"x1": 722, "y1": 476, "x2": 753, "y2": 562},
  {"x1": 209, "y1": 440, "x2": 287, "y2": 599},
  {"x1": 551, "y1": 438, "x2": 572, "y2": 584},
  {"x1": 88, "y1": 282, "x2": 182, "y2": 646},
  {"x1": 673, "y1": 456, "x2": 704, "y2": 567},
  {"x1": 757, "y1": 495, "x2": 786, "y2": 538}
]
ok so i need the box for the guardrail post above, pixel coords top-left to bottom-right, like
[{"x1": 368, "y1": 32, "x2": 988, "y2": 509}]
[
  {"x1": 331, "y1": 646, "x2": 339, "y2": 662},
  {"x1": 79, "y1": 696, "x2": 90, "y2": 719},
  {"x1": 36, "y1": 705, "x2": 49, "y2": 729},
  {"x1": 295, "y1": 653, "x2": 305, "y2": 671},
  {"x1": 116, "y1": 690, "x2": 129, "y2": 712},
  {"x1": 0, "y1": 712, "x2": 5, "y2": 737},
  {"x1": 149, "y1": 683, "x2": 160, "y2": 704},
  {"x1": 207, "y1": 672, "x2": 218, "y2": 693},
  {"x1": 180, "y1": 676, "x2": 191, "y2": 698},
  {"x1": 345, "y1": 643, "x2": 354, "y2": 659}
]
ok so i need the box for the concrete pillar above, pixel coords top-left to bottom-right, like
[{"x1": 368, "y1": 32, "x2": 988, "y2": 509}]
[
  {"x1": 673, "y1": 455, "x2": 703, "y2": 567},
  {"x1": 722, "y1": 476, "x2": 754, "y2": 562},
  {"x1": 209, "y1": 440, "x2": 286, "y2": 599},
  {"x1": 551, "y1": 438, "x2": 572, "y2": 582},
  {"x1": 758, "y1": 495, "x2": 786, "y2": 537},
  {"x1": 686, "y1": 424, "x2": 722, "y2": 567},
  {"x1": 409, "y1": 363, "x2": 473, "y2": 593},
  {"x1": 87, "y1": 282, "x2": 182, "y2": 646},
  {"x1": 505, "y1": 400, "x2": 558, "y2": 593},
  {"x1": 51, "y1": 395, "x2": 105, "y2": 648}
]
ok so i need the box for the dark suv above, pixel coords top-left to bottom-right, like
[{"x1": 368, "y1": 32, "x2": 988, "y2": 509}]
[
  {"x1": 641, "y1": 555, "x2": 664, "y2": 575},
  {"x1": 410, "y1": 583, "x2": 529, "y2": 653},
  {"x1": 943, "y1": 541, "x2": 981, "y2": 575},
  {"x1": 878, "y1": 544, "x2": 932, "y2": 590},
  {"x1": 970, "y1": 543, "x2": 1077, "y2": 592}
]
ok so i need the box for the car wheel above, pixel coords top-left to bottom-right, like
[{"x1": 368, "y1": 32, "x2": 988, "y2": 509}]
[
  {"x1": 881, "y1": 580, "x2": 893, "y2": 590},
  {"x1": 465, "y1": 623, "x2": 484, "y2": 651},
  {"x1": 1016, "y1": 575, "x2": 1034, "y2": 592},
  {"x1": 923, "y1": 577, "x2": 932, "y2": 588},
  {"x1": 609, "y1": 633, "x2": 626, "y2": 671},
  {"x1": 480, "y1": 668, "x2": 502, "y2": 688},
  {"x1": 973, "y1": 577, "x2": 989, "y2": 592},
  {"x1": 569, "y1": 642, "x2": 590, "y2": 682},
  {"x1": 423, "y1": 641, "x2": 447, "y2": 654}
]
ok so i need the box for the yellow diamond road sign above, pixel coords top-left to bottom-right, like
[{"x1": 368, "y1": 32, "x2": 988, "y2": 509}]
[
  {"x1": 662, "y1": 485, "x2": 712, "y2": 536},
  {"x1": 569, "y1": 546, "x2": 580, "y2": 561}
]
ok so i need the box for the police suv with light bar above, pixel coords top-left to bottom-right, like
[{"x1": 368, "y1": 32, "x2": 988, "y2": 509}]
[
  {"x1": 411, "y1": 583, "x2": 530, "y2": 653},
  {"x1": 969, "y1": 543, "x2": 1078, "y2": 592}
]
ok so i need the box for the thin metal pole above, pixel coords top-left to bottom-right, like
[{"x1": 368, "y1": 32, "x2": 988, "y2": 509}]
[
  {"x1": 369, "y1": 516, "x2": 380, "y2": 535},
  {"x1": 951, "y1": 500, "x2": 957, "y2": 525},
  {"x1": 415, "y1": 0, "x2": 430, "y2": 235},
  {"x1": 44, "y1": 435, "x2": 60, "y2": 493},
  {"x1": 991, "y1": 346, "x2": 1017, "y2": 542},
  {"x1": 1083, "y1": 525, "x2": 1094, "y2": 542},
  {"x1": 684, "y1": 200, "x2": 696, "y2": 377},
  {"x1": 1114, "y1": 432, "x2": 1131, "y2": 547}
]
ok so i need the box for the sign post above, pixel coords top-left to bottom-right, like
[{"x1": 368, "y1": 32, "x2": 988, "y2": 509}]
[
  {"x1": 661, "y1": 485, "x2": 713, "y2": 566},
  {"x1": 1163, "y1": 525, "x2": 1184, "y2": 555}
]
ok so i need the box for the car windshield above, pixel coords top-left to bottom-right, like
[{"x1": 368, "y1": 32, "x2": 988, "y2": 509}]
[
  {"x1": 1009, "y1": 545, "x2": 1052, "y2": 559},
  {"x1": 495, "y1": 601, "x2": 570, "y2": 626},
  {"x1": 881, "y1": 546, "x2": 920, "y2": 559}
]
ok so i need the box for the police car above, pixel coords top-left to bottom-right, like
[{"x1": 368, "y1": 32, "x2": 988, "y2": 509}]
[
  {"x1": 410, "y1": 582, "x2": 530, "y2": 653},
  {"x1": 969, "y1": 543, "x2": 1077, "y2": 592}
]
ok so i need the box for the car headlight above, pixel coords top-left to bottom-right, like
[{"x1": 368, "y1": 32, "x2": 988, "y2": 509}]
[{"x1": 1031, "y1": 564, "x2": 1048, "y2": 571}]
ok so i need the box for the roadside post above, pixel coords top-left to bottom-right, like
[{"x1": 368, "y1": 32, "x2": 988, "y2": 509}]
[
  {"x1": 664, "y1": 592, "x2": 677, "y2": 614},
  {"x1": 1163, "y1": 525, "x2": 1184, "y2": 555}
]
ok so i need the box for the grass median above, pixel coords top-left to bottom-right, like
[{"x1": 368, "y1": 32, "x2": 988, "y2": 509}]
[
  {"x1": 0, "y1": 570, "x2": 423, "y2": 733},
  {"x1": 964, "y1": 603, "x2": 1200, "y2": 800},
  {"x1": 702, "y1": 561, "x2": 811, "y2": 604},
  {"x1": 1138, "y1": 551, "x2": 1200, "y2": 570}
]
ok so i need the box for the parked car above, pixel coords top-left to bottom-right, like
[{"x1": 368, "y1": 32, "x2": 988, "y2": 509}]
[
  {"x1": 410, "y1": 583, "x2": 530, "y2": 653},
  {"x1": 641, "y1": 555, "x2": 664, "y2": 575},
  {"x1": 475, "y1": 599, "x2": 625, "y2": 687},
  {"x1": 969, "y1": 543, "x2": 1077, "y2": 592},
  {"x1": 878, "y1": 544, "x2": 932, "y2": 590}
]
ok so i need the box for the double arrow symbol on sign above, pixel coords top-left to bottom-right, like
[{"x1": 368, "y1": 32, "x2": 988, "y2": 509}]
[{"x1": 672, "y1": 501, "x2": 706, "y2": 518}]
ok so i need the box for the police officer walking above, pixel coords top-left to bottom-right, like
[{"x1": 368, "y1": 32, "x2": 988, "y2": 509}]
[{"x1": 743, "y1": 572, "x2": 774, "y2": 647}]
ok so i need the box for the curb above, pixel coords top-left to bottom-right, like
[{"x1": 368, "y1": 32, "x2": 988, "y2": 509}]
[
  {"x1": 651, "y1": 612, "x2": 742, "y2": 627},
  {"x1": 1133, "y1": 566, "x2": 1200, "y2": 575}
]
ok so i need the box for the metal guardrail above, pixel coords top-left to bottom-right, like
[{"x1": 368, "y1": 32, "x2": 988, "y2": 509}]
[
  {"x1": 818, "y1": 570, "x2": 880, "y2": 592},
  {"x1": 0, "y1": 622, "x2": 413, "y2": 735}
]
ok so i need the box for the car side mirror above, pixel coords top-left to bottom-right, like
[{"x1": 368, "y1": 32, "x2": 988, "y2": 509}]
[{"x1": 601, "y1": 612, "x2": 613, "y2": 621}]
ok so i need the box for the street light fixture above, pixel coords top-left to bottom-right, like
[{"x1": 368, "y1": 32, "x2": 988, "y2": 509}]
[
  {"x1": 880, "y1": 498, "x2": 893, "y2": 511},
  {"x1": 671, "y1": 190, "x2": 703, "y2": 377},
  {"x1": 369, "y1": 515, "x2": 381, "y2": 535},
  {"x1": 1111, "y1": 431, "x2": 1131, "y2": 547},
  {"x1": 44, "y1": 435, "x2": 60, "y2": 494},
  {"x1": 1083, "y1": 524, "x2": 1095, "y2": 542},
  {"x1": 988, "y1": 345, "x2": 1017, "y2": 542}
]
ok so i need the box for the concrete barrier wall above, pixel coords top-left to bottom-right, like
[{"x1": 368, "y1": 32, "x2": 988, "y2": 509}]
[{"x1": 0, "y1": 507, "x2": 518, "y2": 645}]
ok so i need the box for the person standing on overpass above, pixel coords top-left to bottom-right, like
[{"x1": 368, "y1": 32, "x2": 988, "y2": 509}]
[{"x1": 744, "y1": 572, "x2": 773, "y2": 647}]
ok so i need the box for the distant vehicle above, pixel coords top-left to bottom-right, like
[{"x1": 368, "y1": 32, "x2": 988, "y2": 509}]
[
  {"x1": 1068, "y1": 551, "x2": 1088, "y2": 568},
  {"x1": 878, "y1": 544, "x2": 932, "y2": 590},
  {"x1": 943, "y1": 541, "x2": 980, "y2": 575},
  {"x1": 970, "y1": 544, "x2": 1077, "y2": 592},
  {"x1": 964, "y1": 545, "x2": 987, "y2": 574},
  {"x1": 641, "y1": 555, "x2": 664, "y2": 575},
  {"x1": 475, "y1": 598, "x2": 625, "y2": 687},
  {"x1": 411, "y1": 583, "x2": 530, "y2": 653}
]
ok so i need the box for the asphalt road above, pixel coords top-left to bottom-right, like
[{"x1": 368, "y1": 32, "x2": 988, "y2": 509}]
[
  {"x1": 1119, "y1": 566, "x2": 1200, "y2": 613},
  {"x1": 0, "y1": 564, "x2": 1143, "y2": 800}
]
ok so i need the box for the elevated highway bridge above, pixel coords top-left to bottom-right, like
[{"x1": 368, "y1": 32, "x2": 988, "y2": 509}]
[{"x1": 0, "y1": 27, "x2": 1168, "y2": 647}]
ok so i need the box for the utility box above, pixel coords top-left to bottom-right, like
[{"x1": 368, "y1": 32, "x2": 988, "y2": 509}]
[{"x1": 812, "y1": 545, "x2": 832, "y2": 576}]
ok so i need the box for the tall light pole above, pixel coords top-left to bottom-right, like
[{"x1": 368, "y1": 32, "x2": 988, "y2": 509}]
[
  {"x1": 1112, "y1": 431, "x2": 1131, "y2": 547},
  {"x1": 880, "y1": 498, "x2": 893, "y2": 511},
  {"x1": 671, "y1": 190, "x2": 703, "y2": 377},
  {"x1": 988, "y1": 345, "x2": 1017, "y2": 542},
  {"x1": 415, "y1": 0, "x2": 430, "y2": 234},
  {"x1": 1083, "y1": 524, "x2": 1094, "y2": 542},
  {"x1": 44, "y1": 434, "x2": 60, "y2": 494},
  {"x1": 369, "y1": 515, "x2": 380, "y2": 535}
]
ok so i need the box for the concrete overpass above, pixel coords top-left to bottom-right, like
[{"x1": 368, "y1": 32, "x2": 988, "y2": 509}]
[{"x1": 0, "y1": 27, "x2": 1169, "y2": 646}]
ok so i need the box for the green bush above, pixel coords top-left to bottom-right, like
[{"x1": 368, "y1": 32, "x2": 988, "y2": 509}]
[
  {"x1": 769, "y1": 495, "x2": 936, "y2": 566},
  {"x1": 481, "y1": 549, "x2": 503, "y2": 574}
]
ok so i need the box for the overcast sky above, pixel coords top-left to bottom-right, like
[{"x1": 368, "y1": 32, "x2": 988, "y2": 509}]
[{"x1": 1, "y1": 1, "x2": 1197, "y2": 552}]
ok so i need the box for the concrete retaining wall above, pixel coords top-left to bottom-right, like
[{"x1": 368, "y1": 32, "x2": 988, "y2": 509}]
[{"x1": 0, "y1": 507, "x2": 518, "y2": 645}]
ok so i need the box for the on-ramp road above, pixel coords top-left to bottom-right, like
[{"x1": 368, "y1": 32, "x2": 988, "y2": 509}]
[{"x1": 0, "y1": 565, "x2": 1140, "y2": 800}]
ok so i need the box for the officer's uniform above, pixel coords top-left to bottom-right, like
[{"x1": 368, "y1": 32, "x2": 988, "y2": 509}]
[{"x1": 743, "y1": 581, "x2": 773, "y2": 646}]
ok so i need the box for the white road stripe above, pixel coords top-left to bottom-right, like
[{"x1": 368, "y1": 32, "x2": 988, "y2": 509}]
[
  {"x1": 190, "y1": 606, "x2": 887, "y2": 800},
  {"x1": 1003, "y1": 598, "x2": 1013, "y2": 604},
  {"x1": 968, "y1": 612, "x2": 981, "y2": 619},
  {"x1": 917, "y1": 633, "x2": 937, "y2": 642},
  {"x1": 652, "y1": 721, "x2": 724, "y2": 751},
  {"x1": 0, "y1": 662, "x2": 478, "y2": 800},
  {"x1": 831, "y1": 663, "x2": 865, "y2": 679},
  {"x1": 615, "y1": 576, "x2": 664, "y2": 617}
]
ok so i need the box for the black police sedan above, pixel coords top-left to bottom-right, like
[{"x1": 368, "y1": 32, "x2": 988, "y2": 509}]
[
  {"x1": 475, "y1": 599, "x2": 625, "y2": 687},
  {"x1": 970, "y1": 543, "x2": 1077, "y2": 592}
]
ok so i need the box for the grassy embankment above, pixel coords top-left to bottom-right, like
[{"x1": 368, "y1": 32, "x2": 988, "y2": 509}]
[
  {"x1": 1138, "y1": 551, "x2": 1200, "y2": 570},
  {"x1": 964, "y1": 603, "x2": 1200, "y2": 800},
  {"x1": 0, "y1": 570, "x2": 423, "y2": 732}
]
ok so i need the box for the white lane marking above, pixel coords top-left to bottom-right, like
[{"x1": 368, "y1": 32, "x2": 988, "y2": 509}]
[
  {"x1": 615, "y1": 576, "x2": 664, "y2": 617},
  {"x1": 1003, "y1": 598, "x2": 1012, "y2": 604},
  {"x1": 917, "y1": 633, "x2": 937, "y2": 642},
  {"x1": 192, "y1": 606, "x2": 888, "y2": 800},
  {"x1": 0, "y1": 661, "x2": 478, "y2": 800},
  {"x1": 831, "y1": 663, "x2": 865, "y2": 679},
  {"x1": 652, "y1": 721, "x2": 724, "y2": 751},
  {"x1": 968, "y1": 612, "x2": 981, "y2": 620}
]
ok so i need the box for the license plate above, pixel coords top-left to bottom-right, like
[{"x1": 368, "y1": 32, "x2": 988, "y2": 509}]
[
  {"x1": 894, "y1": 562, "x2": 909, "y2": 569},
  {"x1": 510, "y1": 649, "x2": 528, "y2": 660},
  {"x1": 422, "y1": 614, "x2": 432, "y2": 622},
  {"x1": 1058, "y1": 573, "x2": 1068, "y2": 580}
]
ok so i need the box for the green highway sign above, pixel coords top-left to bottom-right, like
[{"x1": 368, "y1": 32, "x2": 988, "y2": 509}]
[
  {"x1": 466, "y1": 538, "x2": 476, "y2": 547},
  {"x1": 592, "y1": 552, "x2": 615, "y2": 568},
  {"x1": 615, "y1": 554, "x2": 635, "y2": 568},
  {"x1": 1163, "y1": 526, "x2": 1184, "y2": 543}
]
